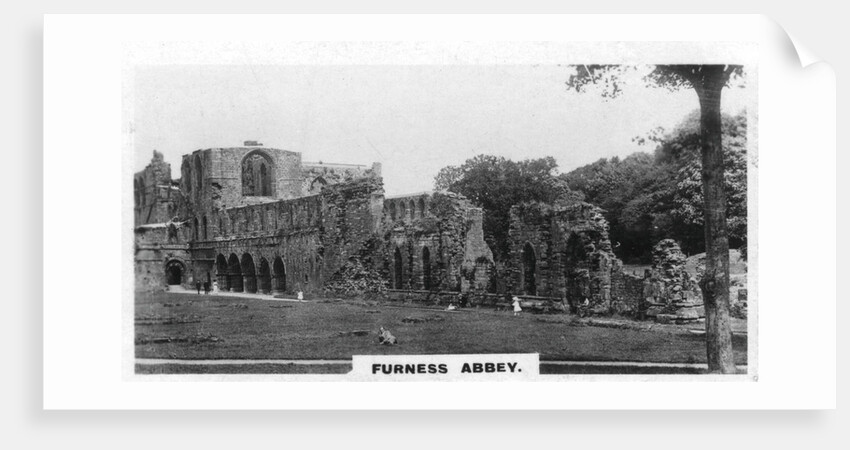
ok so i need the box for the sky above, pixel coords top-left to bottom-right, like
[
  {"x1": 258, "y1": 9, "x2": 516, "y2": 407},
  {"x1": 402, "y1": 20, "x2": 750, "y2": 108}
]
[{"x1": 133, "y1": 65, "x2": 748, "y2": 196}]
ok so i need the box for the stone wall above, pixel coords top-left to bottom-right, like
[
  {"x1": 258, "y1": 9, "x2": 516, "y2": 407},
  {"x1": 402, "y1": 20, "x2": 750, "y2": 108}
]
[
  {"x1": 134, "y1": 150, "x2": 179, "y2": 226},
  {"x1": 301, "y1": 161, "x2": 382, "y2": 196},
  {"x1": 507, "y1": 201, "x2": 617, "y2": 309},
  {"x1": 378, "y1": 191, "x2": 494, "y2": 293},
  {"x1": 610, "y1": 267, "x2": 646, "y2": 315},
  {"x1": 134, "y1": 225, "x2": 193, "y2": 292},
  {"x1": 135, "y1": 147, "x2": 492, "y2": 299}
]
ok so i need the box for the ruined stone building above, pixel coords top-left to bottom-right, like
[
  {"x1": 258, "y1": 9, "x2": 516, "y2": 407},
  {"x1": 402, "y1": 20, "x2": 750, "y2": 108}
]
[
  {"x1": 135, "y1": 142, "x2": 705, "y2": 321},
  {"x1": 134, "y1": 143, "x2": 494, "y2": 297}
]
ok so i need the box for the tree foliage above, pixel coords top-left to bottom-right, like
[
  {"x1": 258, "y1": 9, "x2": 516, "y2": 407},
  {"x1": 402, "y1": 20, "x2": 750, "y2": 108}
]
[
  {"x1": 434, "y1": 155, "x2": 581, "y2": 261},
  {"x1": 560, "y1": 110, "x2": 747, "y2": 262}
]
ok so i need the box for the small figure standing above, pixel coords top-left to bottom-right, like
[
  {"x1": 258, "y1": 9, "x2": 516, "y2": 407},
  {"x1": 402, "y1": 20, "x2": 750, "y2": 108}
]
[
  {"x1": 212, "y1": 280, "x2": 219, "y2": 295},
  {"x1": 196, "y1": 281, "x2": 202, "y2": 295},
  {"x1": 297, "y1": 290, "x2": 304, "y2": 301},
  {"x1": 203, "y1": 281, "x2": 210, "y2": 295},
  {"x1": 512, "y1": 296, "x2": 522, "y2": 316}
]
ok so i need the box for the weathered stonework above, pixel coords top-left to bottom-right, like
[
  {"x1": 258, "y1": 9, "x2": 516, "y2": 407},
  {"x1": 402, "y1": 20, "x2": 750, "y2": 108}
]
[
  {"x1": 378, "y1": 191, "x2": 494, "y2": 296},
  {"x1": 507, "y1": 201, "x2": 616, "y2": 309},
  {"x1": 134, "y1": 144, "x2": 491, "y2": 297}
]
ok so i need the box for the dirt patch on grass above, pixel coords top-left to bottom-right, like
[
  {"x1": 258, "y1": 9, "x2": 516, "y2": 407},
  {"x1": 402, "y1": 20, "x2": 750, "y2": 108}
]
[
  {"x1": 401, "y1": 314, "x2": 446, "y2": 324},
  {"x1": 136, "y1": 332, "x2": 223, "y2": 345}
]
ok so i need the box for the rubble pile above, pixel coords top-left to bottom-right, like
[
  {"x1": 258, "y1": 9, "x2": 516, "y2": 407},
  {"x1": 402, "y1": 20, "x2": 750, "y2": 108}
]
[{"x1": 643, "y1": 239, "x2": 704, "y2": 324}]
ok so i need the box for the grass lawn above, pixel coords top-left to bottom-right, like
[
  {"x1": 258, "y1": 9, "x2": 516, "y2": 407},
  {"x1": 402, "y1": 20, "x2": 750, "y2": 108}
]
[{"x1": 135, "y1": 292, "x2": 748, "y2": 370}]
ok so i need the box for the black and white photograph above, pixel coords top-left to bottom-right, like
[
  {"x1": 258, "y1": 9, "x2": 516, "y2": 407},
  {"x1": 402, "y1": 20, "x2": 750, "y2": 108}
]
[{"x1": 130, "y1": 47, "x2": 755, "y2": 378}]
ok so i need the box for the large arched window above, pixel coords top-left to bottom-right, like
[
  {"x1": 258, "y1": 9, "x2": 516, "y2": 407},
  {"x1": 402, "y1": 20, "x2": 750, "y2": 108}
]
[
  {"x1": 194, "y1": 155, "x2": 203, "y2": 193},
  {"x1": 242, "y1": 151, "x2": 275, "y2": 197},
  {"x1": 181, "y1": 159, "x2": 191, "y2": 194},
  {"x1": 398, "y1": 201, "x2": 407, "y2": 222},
  {"x1": 202, "y1": 216, "x2": 208, "y2": 240}
]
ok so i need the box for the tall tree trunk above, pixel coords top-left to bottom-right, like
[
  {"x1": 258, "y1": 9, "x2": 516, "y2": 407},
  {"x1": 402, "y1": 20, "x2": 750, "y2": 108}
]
[{"x1": 695, "y1": 67, "x2": 736, "y2": 374}]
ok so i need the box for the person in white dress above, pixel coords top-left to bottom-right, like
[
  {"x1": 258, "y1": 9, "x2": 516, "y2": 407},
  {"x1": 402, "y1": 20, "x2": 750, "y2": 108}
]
[
  {"x1": 297, "y1": 290, "x2": 304, "y2": 301},
  {"x1": 512, "y1": 296, "x2": 522, "y2": 316}
]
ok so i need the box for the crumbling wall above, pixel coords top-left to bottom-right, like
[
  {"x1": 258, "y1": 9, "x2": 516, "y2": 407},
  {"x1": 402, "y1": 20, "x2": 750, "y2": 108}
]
[
  {"x1": 301, "y1": 162, "x2": 381, "y2": 195},
  {"x1": 640, "y1": 239, "x2": 704, "y2": 323},
  {"x1": 134, "y1": 150, "x2": 177, "y2": 226},
  {"x1": 134, "y1": 225, "x2": 193, "y2": 292},
  {"x1": 507, "y1": 202, "x2": 617, "y2": 309},
  {"x1": 378, "y1": 191, "x2": 494, "y2": 294}
]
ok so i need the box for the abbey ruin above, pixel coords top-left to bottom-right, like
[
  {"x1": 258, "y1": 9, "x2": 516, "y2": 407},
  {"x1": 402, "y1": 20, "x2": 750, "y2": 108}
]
[{"x1": 134, "y1": 142, "x2": 705, "y2": 321}]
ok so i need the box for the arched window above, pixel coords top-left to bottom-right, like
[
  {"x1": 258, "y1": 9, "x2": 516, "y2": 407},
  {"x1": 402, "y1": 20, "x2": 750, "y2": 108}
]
[
  {"x1": 398, "y1": 201, "x2": 407, "y2": 221},
  {"x1": 193, "y1": 218, "x2": 199, "y2": 241},
  {"x1": 409, "y1": 200, "x2": 416, "y2": 221},
  {"x1": 418, "y1": 197, "x2": 426, "y2": 217},
  {"x1": 194, "y1": 155, "x2": 203, "y2": 193},
  {"x1": 422, "y1": 247, "x2": 432, "y2": 290},
  {"x1": 181, "y1": 159, "x2": 191, "y2": 194},
  {"x1": 202, "y1": 216, "x2": 208, "y2": 240},
  {"x1": 393, "y1": 247, "x2": 403, "y2": 289},
  {"x1": 310, "y1": 176, "x2": 328, "y2": 193},
  {"x1": 389, "y1": 202, "x2": 397, "y2": 221},
  {"x1": 242, "y1": 151, "x2": 275, "y2": 197}
]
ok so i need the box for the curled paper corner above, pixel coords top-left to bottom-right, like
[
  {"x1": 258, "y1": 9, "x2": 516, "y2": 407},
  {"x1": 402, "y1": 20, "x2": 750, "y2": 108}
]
[
  {"x1": 763, "y1": 16, "x2": 824, "y2": 68},
  {"x1": 786, "y1": 32, "x2": 822, "y2": 68}
]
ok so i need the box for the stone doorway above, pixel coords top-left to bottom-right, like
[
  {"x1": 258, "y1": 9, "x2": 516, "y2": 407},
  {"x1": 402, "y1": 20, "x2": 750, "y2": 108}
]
[{"x1": 165, "y1": 260, "x2": 184, "y2": 286}]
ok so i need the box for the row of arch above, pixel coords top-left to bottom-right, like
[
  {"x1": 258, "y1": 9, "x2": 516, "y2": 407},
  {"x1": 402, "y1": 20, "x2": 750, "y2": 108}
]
[
  {"x1": 186, "y1": 205, "x2": 318, "y2": 242},
  {"x1": 391, "y1": 246, "x2": 433, "y2": 290},
  {"x1": 215, "y1": 253, "x2": 287, "y2": 294},
  {"x1": 386, "y1": 197, "x2": 427, "y2": 223},
  {"x1": 518, "y1": 234, "x2": 593, "y2": 297}
]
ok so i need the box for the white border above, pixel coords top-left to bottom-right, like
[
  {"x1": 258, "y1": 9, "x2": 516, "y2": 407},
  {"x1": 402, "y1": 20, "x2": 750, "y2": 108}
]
[{"x1": 44, "y1": 14, "x2": 835, "y2": 409}]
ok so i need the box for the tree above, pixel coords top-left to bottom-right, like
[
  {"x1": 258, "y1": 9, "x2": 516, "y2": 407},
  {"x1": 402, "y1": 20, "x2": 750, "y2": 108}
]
[
  {"x1": 434, "y1": 155, "x2": 580, "y2": 261},
  {"x1": 567, "y1": 65, "x2": 744, "y2": 374}
]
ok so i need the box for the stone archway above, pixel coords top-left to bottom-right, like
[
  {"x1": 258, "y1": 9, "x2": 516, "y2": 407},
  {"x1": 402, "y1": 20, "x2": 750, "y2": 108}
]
[
  {"x1": 393, "y1": 247, "x2": 403, "y2": 289},
  {"x1": 522, "y1": 242, "x2": 537, "y2": 295},
  {"x1": 564, "y1": 233, "x2": 591, "y2": 303},
  {"x1": 258, "y1": 257, "x2": 272, "y2": 294},
  {"x1": 165, "y1": 260, "x2": 184, "y2": 286},
  {"x1": 215, "y1": 254, "x2": 229, "y2": 290},
  {"x1": 241, "y1": 253, "x2": 257, "y2": 293},
  {"x1": 422, "y1": 247, "x2": 432, "y2": 290},
  {"x1": 228, "y1": 253, "x2": 243, "y2": 292},
  {"x1": 272, "y1": 256, "x2": 286, "y2": 294}
]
